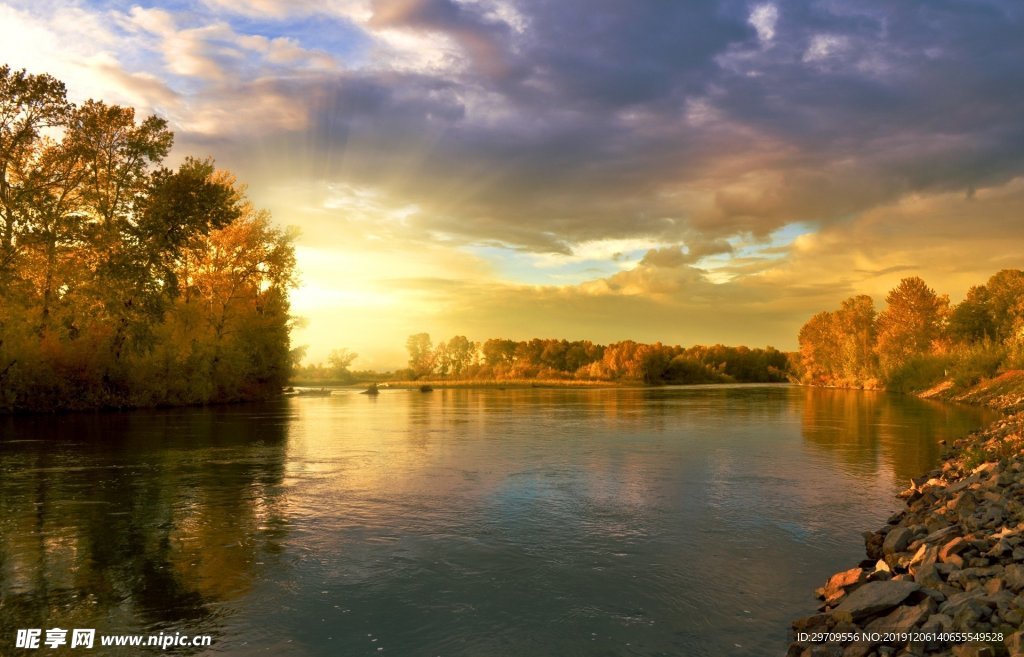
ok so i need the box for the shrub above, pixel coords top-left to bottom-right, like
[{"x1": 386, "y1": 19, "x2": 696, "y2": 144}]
[
  {"x1": 948, "y1": 340, "x2": 1006, "y2": 388},
  {"x1": 885, "y1": 354, "x2": 953, "y2": 393}
]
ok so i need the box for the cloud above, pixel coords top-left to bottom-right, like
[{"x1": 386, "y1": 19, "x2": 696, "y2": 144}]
[
  {"x1": 7, "y1": 0, "x2": 1024, "y2": 364},
  {"x1": 749, "y1": 4, "x2": 779, "y2": 43}
]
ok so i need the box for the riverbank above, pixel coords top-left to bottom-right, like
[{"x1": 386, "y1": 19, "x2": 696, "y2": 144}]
[
  {"x1": 786, "y1": 372, "x2": 1024, "y2": 657},
  {"x1": 290, "y1": 378, "x2": 629, "y2": 389}
]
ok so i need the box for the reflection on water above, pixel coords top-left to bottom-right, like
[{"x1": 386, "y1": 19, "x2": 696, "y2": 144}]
[
  {"x1": 0, "y1": 409, "x2": 289, "y2": 654},
  {"x1": 0, "y1": 386, "x2": 995, "y2": 656}
]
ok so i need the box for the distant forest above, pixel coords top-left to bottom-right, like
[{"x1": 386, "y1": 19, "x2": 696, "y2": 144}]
[
  {"x1": 795, "y1": 270, "x2": 1024, "y2": 392},
  {"x1": 296, "y1": 337, "x2": 791, "y2": 385},
  {"x1": 0, "y1": 66, "x2": 296, "y2": 411}
]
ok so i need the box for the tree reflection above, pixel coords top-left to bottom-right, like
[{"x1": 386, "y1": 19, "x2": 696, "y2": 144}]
[
  {"x1": 0, "y1": 405, "x2": 289, "y2": 651},
  {"x1": 799, "y1": 388, "x2": 994, "y2": 483}
]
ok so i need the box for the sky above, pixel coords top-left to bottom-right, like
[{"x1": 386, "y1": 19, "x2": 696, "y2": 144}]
[{"x1": 3, "y1": 0, "x2": 1023, "y2": 369}]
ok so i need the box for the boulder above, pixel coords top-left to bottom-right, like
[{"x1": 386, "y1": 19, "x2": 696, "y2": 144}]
[
  {"x1": 820, "y1": 568, "x2": 867, "y2": 604},
  {"x1": 913, "y1": 563, "x2": 945, "y2": 589},
  {"x1": 865, "y1": 598, "x2": 934, "y2": 633},
  {"x1": 793, "y1": 613, "x2": 835, "y2": 634},
  {"x1": 831, "y1": 581, "x2": 921, "y2": 620},
  {"x1": 1004, "y1": 564, "x2": 1024, "y2": 592},
  {"x1": 1005, "y1": 630, "x2": 1024, "y2": 657},
  {"x1": 842, "y1": 643, "x2": 874, "y2": 657},
  {"x1": 883, "y1": 527, "x2": 913, "y2": 555},
  {"x1": 940, "y1": 537, "x2": 970, "y2": 563}
]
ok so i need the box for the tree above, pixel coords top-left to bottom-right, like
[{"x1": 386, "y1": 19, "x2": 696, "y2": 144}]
[
  {"x1": 798, "y1": 311, "x2": 841, "y2": 383},
  {"x1": 482, "y1": 338, "x2": 516, "y2": 366},
  {"x1": 948, "y1": 285, "x2": 995, "y2": 343},
  {"x1": 406, "y1": 333, "x2": 434, "y2": 379},
  {"x1": 0, "y1": 66, "x2": 296, "y2": 411},
  {"x1": 328, "y1": 348, "x2": 358, "y2": 381},
  {"x1": 875, "y1": 277, "x2": 948, "y2": 373},
  {"x1": 984, "y1": 270, "x2": 1024, "y2": 342},
  {"x1": 445, "y1": 335, "x2": 474, "y2": 376},
  {"x1": 0, "y1": 66, "x2": 72, "y2": 291},
  {"x1": 834, "y1": 294, "x2": 877, "y2": 380}
]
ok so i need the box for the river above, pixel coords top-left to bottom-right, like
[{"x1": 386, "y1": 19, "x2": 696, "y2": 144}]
[{"x1": 0, "y1": 385, "x2": 997, "y2": 656}]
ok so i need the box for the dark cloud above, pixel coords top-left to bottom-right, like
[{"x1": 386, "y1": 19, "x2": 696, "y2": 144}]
[
  {"x1": 174, "y1": 0, "x2": 1024, "y2": 255},
  {"x1": 369, "y1": 0, "x2": 519, "y2": 79}
]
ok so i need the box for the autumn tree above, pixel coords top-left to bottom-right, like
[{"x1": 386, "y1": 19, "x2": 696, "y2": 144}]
[
  {"x1": 874, "y1": 277, "x2": 948, "y2": 374},
  {"x1": 798, "y1": 311, "x2": 841, "y2": 384},
  {"x1": 444, "y1": 335, "x2": 474, "y2": 377},
  {"x1": 984, "y1": 270, "x2": 1024, "y2": 342},
  {"x1": 0, "y1": 66, "x2": 71, "y2": 291},
  {"x1": 406, "y1": 333, "x2": 434, "y2": 379},
  {"x1": 327, "y1": 348, "x2": 358, "y2": 381},
  {"x1": 0, "y1": 67, "x2": 296, "y2": 411},
  {"x1": 949, "y1": 285, "x2": 995, "y2": 344},
  {"x1": 834, "y1": 295, "x2": 877, "y2": 381}
]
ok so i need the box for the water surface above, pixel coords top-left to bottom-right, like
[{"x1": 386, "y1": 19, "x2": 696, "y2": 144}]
[{"x1": 0, "y1": 385, "x2": 997, "y2": 656}]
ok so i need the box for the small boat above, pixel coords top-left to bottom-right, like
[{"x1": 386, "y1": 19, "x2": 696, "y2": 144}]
[
  {"x1": 361, "y1": 383, "x2": 380, "y2": 395},
  {"x1": 419, "y1": 384, "x2": 433, "y2": 392}
]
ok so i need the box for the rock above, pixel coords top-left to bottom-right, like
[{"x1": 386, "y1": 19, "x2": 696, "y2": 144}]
[
  {"x1": 831, "y1": 581, "x2": 921, "y2": 620},
  {"x1": 923, "y1": 524, "x2": 959, "y2": 545},
  {"x1": 883, "y1": 527, "x2": 913, "y2": 555},
  {"x1": 1005, "y1": 631, "x2": 1024, "y2": 657},
  {"x1": 909, "y1": 544, "x2": 939, "y2": 570},
  {"x1": 940, "y1": 537, "x2": 970, "y2": 563},
  {"x1": 793, "y1": 613, "x2": 835, "y2": 634},
  {"x1": 842, "y1": 643, "x2": 874, "y2": 657},
  {"x1": 987, "y1": 540, "x2": 1012, "y2": 558},
  {"x1": 1005, "y1": 564, "x2": 1024, "y2": 592},
  {"x1": 786, "y1": 642, "x2": 810, "y2": 657},
  {"x1": 865, "y1": 531, "x2": 885, "y2": 561},
  {"x1": 952, "y1": 600, "x2": 992, "y2": 631},
  {"x1": 985, "y1": 578, "x2": 1005, "y2": 595},
  {"x1": 941, "y1": 588, "x2": 988, "y2": 614},
  {"x1": 948, "y1": 566, "x2": 1000, "y2": 587},
  {"x1": 913, "y1": 563, "x2": 945, "y2": 589},
  {"x1": 920, "y1": 613, "x2": 953, "y2": 634},
  {"x1": 925, "y1": 515, "x2": 953, "y2": 534},
  {"x1": 865, "y1": 598, "x2": 934, "y2": 633},
  {"x1": 951, "y1": 644, "x2": 996, "y2": 657},
  {"x1": 820, "y1": 568, "x2": 868, "y2": 604},
  {"x1": 982, "y1": 506, "x2": 1006, "y2": 527}
]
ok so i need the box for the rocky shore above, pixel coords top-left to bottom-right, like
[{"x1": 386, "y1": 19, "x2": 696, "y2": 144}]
[{"x1": 786, "y1": 373, "x2": 1024, "y2": 657}]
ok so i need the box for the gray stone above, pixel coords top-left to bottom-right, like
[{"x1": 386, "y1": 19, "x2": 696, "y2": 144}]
[
  {"x1": 832, "y1": 581, "x2": 921, "y2": 620},
  {"x1": 913, "y1": 563, "x2": 945, "y2": 589},
  {"x1": 842, "y1": 643, "x2": 873, "y2": 657},
  {"x1": 1005, "y1": 630, "x2": 1024, "y2": 657},
  {"x1": 940, "y1": 537, "x2": 970, "y2": 563},
  {"x1": 1005, "y1": 564, "x2": 1024, "y2": 592},
  {"x1": 951, "y1": 643, "x2": 996, "y2": 657},
  {"x1": 953, "y1": 600, "x2": 991, "y2": 631},
  {"x1": 883, "y1": 527, "x2": 914, "y2": 555},
  {"x1": 909, "y1": 544, "x2": 938, "y2": 569},
  {"x1": 820, "y1": 568, "x2": 868, "y2": 605},
  {"x1": 920, "y1": 613, "x2": 953, "y2": 633},
  {"x1": 865, "y1": 599, "x2": 934, "y2": 633},
  {"x1": 940, "y1": 588, "x2": 988, "y2": 614}
]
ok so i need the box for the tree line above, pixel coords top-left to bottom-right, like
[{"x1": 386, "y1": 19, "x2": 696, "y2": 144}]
[
  {"x1": 0, "y1": 66, "x2": 296, "y2": 411},
  {"x1": 296, "y1": 336, "x2": 791, "y2": 385},
  {"x1": 796, "y1": 270, "x2": 1024, "y2": 391}
]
